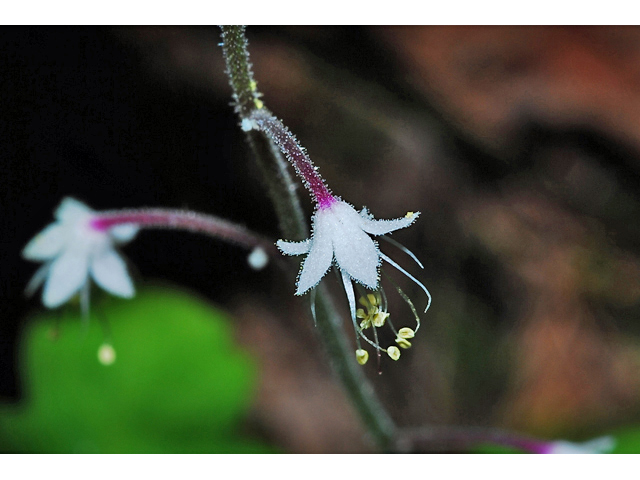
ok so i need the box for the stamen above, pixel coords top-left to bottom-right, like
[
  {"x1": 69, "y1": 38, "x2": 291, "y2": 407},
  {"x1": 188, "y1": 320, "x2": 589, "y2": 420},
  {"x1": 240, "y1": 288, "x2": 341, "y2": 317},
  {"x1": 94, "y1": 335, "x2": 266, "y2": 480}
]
[
  {"x1": 380, "y1": 235, "x2": 424, "y2": 269},
  {"x1": 384, "y1": 272, "x2": 422, "y2": 334},
  {"x1": 80, "y1": 282, "x2": 90, "y2": 326},
  {"x1": 310, "y1": 288, "x2": 317, "y2": 327},
  {"x1": 379, "y1": 252, "x2": 432, "y2": 313}
]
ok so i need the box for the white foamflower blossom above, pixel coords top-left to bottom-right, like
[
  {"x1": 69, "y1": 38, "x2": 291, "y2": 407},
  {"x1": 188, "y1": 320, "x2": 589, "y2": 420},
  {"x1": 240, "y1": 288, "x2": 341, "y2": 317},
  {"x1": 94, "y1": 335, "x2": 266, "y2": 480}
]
[
  {"x1": 277, "y1": 199, "x2": 431, "y2": 364},
  {"x1": 277, "y1": 199, "x2": 420, "y2": 295},
  {"x1": 22, "y1": 197, "x2": 138, "y2": 311},
  {"x1": 544, "y1": 436, "x2": 616, "y2": 454}
]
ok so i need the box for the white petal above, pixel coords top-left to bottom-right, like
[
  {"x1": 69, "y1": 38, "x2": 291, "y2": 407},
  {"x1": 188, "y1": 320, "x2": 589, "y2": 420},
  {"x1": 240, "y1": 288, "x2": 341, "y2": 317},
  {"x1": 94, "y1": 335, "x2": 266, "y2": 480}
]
[
  {"x1": 295, "y1": 237, "x2": 333, "y2": 295},
  {"x1": 276, "y1": 239, "x2": 311, "y2": 256},
  {"x1": 321, "y1": 201, "x2": 380, "y2": 289},
  {"x1": 333, "y1": 227, "x2": 380, "y2": 289},
  {"x1": 42, "y1": 249, "x2": 90, "y2": 308},
  {"x1": 547, "y1": 436, "x2": 615, "y2": 454},
  {"x1": 22, "y1": 224, "x2": 68, "y2": 260},
  {"x1": 54, "y1": 197, "x2": 93, "y2": 222},
  {"x1": 359, "y1": 211, "x2": 419, "y2": 236},
  {"x1": 90, "y1": 249, "x2": 135, "y2": 298},
  {"x1": 109, "y1": 224, "x2": 139, "y2": 244}
]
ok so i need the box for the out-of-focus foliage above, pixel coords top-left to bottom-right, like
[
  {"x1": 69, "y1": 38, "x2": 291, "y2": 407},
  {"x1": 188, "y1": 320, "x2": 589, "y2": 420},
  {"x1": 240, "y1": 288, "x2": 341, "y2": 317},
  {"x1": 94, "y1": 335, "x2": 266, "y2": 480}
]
[{"x1": 0, "y1": 286, "x2": 272, "y2": 453}]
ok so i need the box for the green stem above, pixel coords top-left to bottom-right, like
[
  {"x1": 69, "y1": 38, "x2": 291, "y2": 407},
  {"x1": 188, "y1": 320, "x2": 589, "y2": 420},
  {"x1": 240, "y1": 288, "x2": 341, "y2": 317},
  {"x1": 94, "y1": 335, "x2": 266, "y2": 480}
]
[
  {"x1": 219, "y1": 25, "x2": 262, "y2": 117},
  {"x1": 219, "y1": 25, "x2": 397, "y2": 449}
]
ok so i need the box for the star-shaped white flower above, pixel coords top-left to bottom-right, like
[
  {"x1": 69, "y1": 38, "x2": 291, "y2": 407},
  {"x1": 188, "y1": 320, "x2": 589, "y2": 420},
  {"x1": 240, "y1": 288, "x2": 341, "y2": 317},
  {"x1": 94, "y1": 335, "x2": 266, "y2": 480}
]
[
  {"x1": 22, "y1": 197, "x2": 139, "y2": 309},
  {"x1": 544, "y1": 436, "x2": 616, "y2": 454},
  {"x1": 276, "y1": 199, "x2": 420, "y2": 295}
]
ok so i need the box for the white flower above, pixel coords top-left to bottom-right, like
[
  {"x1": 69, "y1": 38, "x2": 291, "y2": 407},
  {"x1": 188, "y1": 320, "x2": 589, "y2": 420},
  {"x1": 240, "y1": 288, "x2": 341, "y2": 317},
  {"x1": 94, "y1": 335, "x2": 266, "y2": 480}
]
[
  {"x1": 277, "y1": 199, "x2": 420, "y2": 295},
  {"x1": 277, "y1": 199, "x2": 431, "y2": 364},
  {"x1": 544, "y1": 436, "x2": 616, "y2": 454},
  {"x1": 22, "y1": 197, "x2": 139, "y2": 310}
]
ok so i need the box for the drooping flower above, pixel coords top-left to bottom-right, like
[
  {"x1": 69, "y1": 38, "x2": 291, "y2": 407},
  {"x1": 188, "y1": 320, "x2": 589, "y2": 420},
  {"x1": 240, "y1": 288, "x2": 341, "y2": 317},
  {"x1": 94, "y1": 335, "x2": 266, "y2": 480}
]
[
  {"x1": 22, "y1": 197, "x2": 138, "y2": 312},
  {"x1": 23, "y1": 198, "x2": 275, "y2": 318},
  {"x1": 244, "y1": 109, "x2": 432, "y2": 365},
  {"x1": 277, "y1": 198, "x2": 430, "y2": 363},
  {"x1": 277, "y1": 199, "x2": 419, "y2": 295}
]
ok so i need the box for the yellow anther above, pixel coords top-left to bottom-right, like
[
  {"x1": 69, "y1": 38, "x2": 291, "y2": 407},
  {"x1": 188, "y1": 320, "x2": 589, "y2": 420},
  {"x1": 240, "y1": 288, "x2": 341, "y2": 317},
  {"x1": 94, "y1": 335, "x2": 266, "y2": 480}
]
[
  {"x1": 250, "y1": 80, "x2": 258, "y2": 92},
  {"x1": 97, "y1": 343, "x2": 116, "y2": 366},
  {"x1": 387, "y1": 346, "x2": 401, "y2": 361},
  {"x1": 405, "y1": 211, "x2": 414, "y2": 218},
  {"x1": 396, "y1": 337, "x2": 412, "y2": 349},
  {"x1": 254, "y1": 98, "x2": 264, "y2": 109},
  {"x1": 398, "y1": 327, "x2": 415, "y2": 339},
  {"x1": 373, "y1": 311, "x2": 389, "y2": 328},
  {"x1": 356, "y1": 349, "x2": 369, "y2": 365},
  {"x1": 357, "y1": 293, "x2": 386, "y2": 330},
  {"x1": 359, "y1": 294, "x2": 379, "y2": 308}
]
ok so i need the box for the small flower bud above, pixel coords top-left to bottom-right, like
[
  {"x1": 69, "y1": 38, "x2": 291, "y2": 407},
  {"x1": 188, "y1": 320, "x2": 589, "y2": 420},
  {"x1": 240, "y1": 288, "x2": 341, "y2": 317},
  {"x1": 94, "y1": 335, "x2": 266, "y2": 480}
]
[
  {"x1": 356, "y1": 349, "x2": 369, "y2": 365},
  {"x1": 387, "y1": 346, "x2": 401, "y2": 361},
  {"x1": 398, "y1": 327, "x2": 415, "y2": 339},
  {"x1": 247, "y1": 247, "x2": 269, "y2": 270}
]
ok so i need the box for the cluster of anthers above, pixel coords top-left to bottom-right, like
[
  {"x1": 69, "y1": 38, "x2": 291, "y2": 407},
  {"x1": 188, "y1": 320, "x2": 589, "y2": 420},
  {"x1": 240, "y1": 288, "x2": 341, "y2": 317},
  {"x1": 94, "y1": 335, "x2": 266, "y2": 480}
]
[{"x1": 354, "y1": 292, "x2": 416, "y2": 365}]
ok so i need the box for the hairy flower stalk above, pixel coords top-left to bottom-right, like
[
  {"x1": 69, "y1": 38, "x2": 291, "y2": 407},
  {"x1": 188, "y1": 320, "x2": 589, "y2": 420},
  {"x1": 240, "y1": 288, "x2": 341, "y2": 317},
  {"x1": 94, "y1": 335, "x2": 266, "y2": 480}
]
[
  {"x1": 23, "y1": 198, "x2": 273, "y2": 316},
  {"x1": 244, "y1": 109, "x2": 431, "y2": 365}
]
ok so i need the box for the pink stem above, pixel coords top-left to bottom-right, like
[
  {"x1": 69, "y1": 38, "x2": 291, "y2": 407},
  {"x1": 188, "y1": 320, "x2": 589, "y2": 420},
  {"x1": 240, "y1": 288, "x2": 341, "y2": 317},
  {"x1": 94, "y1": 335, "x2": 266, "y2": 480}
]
[
  {"x1": 250, "y1": 109, "x2": 336, "y2": 209},
  {"x1": 90, "y1": 209, "x2": 277, "y2": 255}
]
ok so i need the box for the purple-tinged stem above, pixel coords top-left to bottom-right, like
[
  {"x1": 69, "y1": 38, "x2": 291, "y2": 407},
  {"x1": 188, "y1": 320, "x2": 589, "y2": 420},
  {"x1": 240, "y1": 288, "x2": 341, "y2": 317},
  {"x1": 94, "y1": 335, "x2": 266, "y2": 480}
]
[
  {"x1": 249, "y1": 109, "x2": 336, "y2": 209},
  {"x1": 91, "y1": 209, "x2": 277, "y2": 256},
  {"x1": 395, "y1": 426, "x2": 550, "y2": 453}
]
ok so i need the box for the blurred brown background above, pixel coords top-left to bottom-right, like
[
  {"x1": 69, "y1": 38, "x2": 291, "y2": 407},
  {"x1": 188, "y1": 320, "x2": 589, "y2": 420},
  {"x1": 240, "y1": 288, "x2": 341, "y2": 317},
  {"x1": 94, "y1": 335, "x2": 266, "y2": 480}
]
[{"x1": 5, "y1": 26, "x2": 640, "y2": 453}]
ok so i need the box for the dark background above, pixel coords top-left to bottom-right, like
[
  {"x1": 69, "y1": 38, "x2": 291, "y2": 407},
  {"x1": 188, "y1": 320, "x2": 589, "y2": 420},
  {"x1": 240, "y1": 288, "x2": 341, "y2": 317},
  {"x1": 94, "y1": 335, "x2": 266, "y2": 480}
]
[{"x1": 4, "y1": 26, "x2": 640, "y2": 452}]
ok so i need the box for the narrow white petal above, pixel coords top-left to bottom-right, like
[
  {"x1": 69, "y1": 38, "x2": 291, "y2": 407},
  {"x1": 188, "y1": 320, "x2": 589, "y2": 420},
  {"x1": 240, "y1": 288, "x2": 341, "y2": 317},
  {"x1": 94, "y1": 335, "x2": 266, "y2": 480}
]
[
  {"x1": 109, "y1": 224, "x2": 139, "y2": 244},
  {"x1": 22, "y1": 224, "x2": 68, "y2": 260},
  {"x1": 42, "y1": 250, "x2": 90, "y2": 308},
  {"x1": 276, "y1": 239, "x2": 311, "y2": 256},
  {"x1": 341, "y1": 269, "x2": 357, "y2": 322},
  {"x1": 90, "y1": 249, "x2": 135, "y2": 298},
  {"x1": 54, "y1": 197, "x2": 93, "y2": 222},
  {"x1": 359, "y1": 211, "x2": 419, "y2": 236},
  {"x1": 295, "y1": 237, "x2": 333, "y2": 295}
]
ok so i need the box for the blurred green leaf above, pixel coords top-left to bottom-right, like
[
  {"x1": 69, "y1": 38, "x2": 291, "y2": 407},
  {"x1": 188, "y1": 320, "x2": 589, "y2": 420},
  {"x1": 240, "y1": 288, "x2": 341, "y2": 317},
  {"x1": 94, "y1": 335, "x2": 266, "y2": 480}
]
[
  {"x1": 0, "y1": 285, "x2": 273, "y2": 453},
  {"x1": 608, "y1": 427, "x2": 640, "y2": 454}
]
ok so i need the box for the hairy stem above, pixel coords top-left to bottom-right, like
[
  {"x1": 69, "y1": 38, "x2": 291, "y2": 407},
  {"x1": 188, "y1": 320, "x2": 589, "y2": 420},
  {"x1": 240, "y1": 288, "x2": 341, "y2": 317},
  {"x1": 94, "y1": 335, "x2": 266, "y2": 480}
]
[
  {"x1": 249, "y1": 110, "x2": 335, "y2": 208},
  {"x1": 220, "y1": 25, "x2": 397, "y2": 449},
  {"x1": 92, "y1": 209, "x2": 277, "y2": 257}
]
